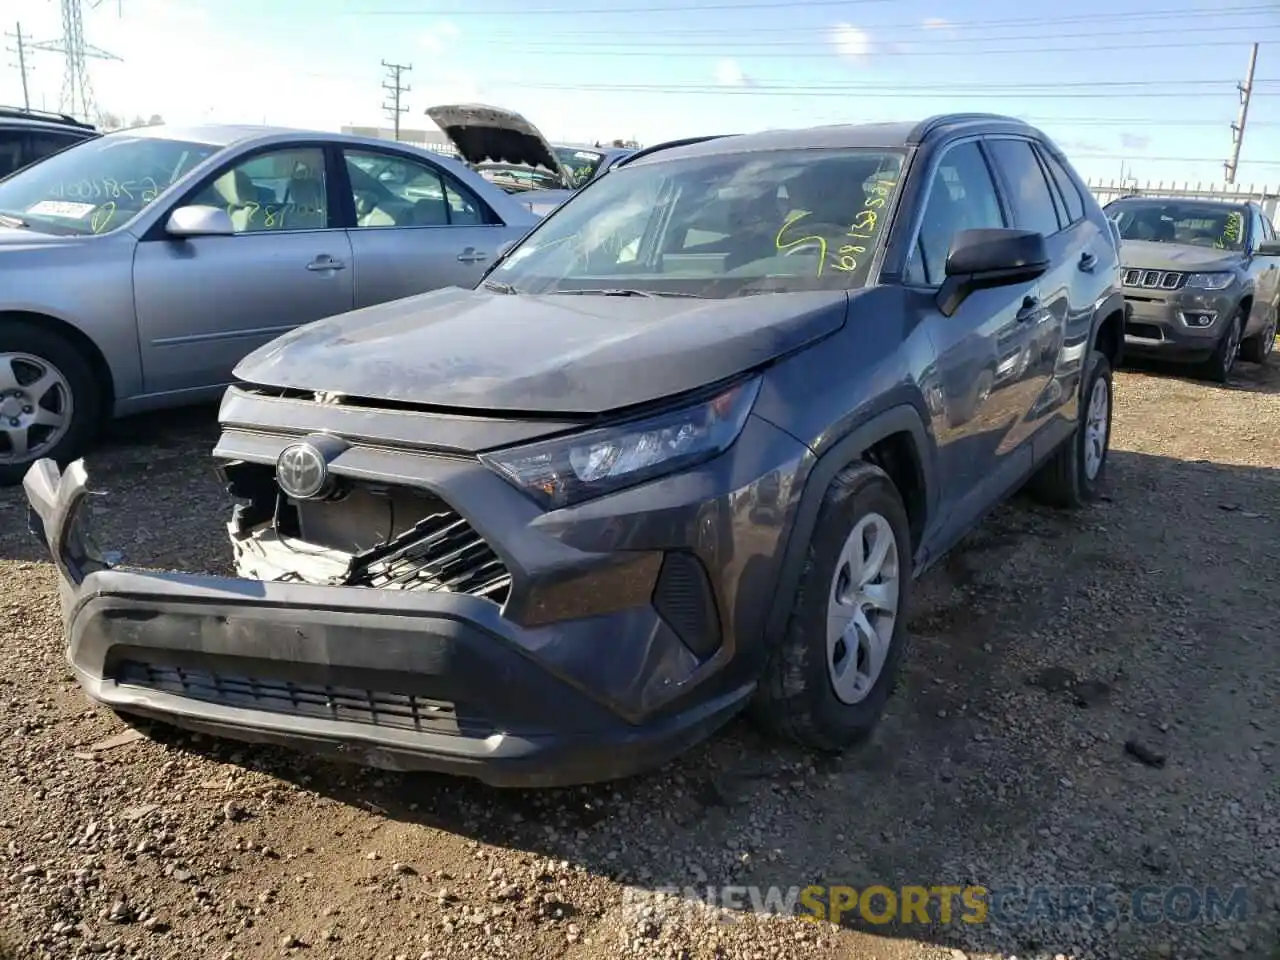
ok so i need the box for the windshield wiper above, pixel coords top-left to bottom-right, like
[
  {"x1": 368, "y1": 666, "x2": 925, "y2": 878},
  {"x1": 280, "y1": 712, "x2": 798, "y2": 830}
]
[
  {"x1": 482, "y1": 279, "x2": 518, "y2": 294},
  {"x1": 0, "y1": 213, "x2": 29, "y2": 229},
  {"x1": 555, "y1": 288, "x2": 704, "y2": 298}
]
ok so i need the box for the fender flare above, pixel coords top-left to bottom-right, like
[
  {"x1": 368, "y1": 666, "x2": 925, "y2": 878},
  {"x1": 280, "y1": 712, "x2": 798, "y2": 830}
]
[{"x1": 762, "y1": 403, "x2": 935, "y2": 648}]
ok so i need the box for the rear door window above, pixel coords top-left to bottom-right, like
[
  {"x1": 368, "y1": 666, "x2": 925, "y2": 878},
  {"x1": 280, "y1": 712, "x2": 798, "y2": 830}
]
[{"x1": 986, "y1": 138, "x2": 1063, "y2": 238}]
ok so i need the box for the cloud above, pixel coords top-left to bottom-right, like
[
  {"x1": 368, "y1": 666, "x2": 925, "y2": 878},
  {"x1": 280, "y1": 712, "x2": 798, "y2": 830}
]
[
  {"x1": 1056, "y1": 138, "x2": 1109, "y2": 155},
  {"x1": 420, "y1": 21, "x2": 460, "y2": 54},
  {"x1": 830, "y1": 23, "x2": 873, "y2": 60},
  {"x1": 921, "y1": 17, "x2": 953, "y2": 29},
  {"x1": 1119, "y1": 132, "x2": 1152, "y2": 151},
  {"x1": 714, "y1": 59, "x2": 751, "y2": 87}
]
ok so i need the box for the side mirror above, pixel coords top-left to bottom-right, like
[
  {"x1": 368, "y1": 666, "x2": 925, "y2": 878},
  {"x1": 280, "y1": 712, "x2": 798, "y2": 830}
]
[
  {"x1": 1256, "y1": 240, "x2": 1280, "y2": 256},
  {"x1": 937, "y1": 228, "x2": 1050, "y2": 317},
  {"x1": 165, "y1": 204, "x2": 235, "y2": 238}
]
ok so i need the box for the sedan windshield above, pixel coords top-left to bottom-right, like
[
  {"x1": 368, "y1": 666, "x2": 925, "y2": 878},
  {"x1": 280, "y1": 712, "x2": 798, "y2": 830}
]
[
  {"x1": 491, "y1": 147, "x2": 906, "y2": 298},
  {"x1": 1106, "y1": 200, "x2": 1247, "y2": 252},
  {"x1": 0, "y1": 134, "x2": 219, "y2": 235}
]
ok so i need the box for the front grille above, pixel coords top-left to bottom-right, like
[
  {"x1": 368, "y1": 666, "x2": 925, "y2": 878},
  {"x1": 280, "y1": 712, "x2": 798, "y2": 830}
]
[
  {"x1": 343, "y1": 506, "x2": 512, "y2": 602},
  {"x1": 116, "y1": 661, "x2": 490, "y2": 736},
  {"x1": 1123, "y1": 268, "x2": 1184, "y2": 290}
]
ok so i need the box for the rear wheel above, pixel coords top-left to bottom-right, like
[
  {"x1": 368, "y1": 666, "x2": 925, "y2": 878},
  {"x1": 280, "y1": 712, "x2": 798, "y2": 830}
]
[
  {"x1": 750, "y1": 462, "x2": 912, "y2": 752},
  {"x1": 1240, "y1": 315, "x2": 1277, "y2": 365},
  {"x1": 1028, "y1": 349, "x2": 1112, "y2": 509},
  {"x1": 0, "y1": 324, "x2": 102, "y2": 487}
]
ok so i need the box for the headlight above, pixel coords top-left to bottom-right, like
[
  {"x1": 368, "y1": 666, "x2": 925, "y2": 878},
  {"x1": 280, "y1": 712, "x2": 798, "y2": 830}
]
[
  {"x1": 479, "y1": 377, "x2": 762, "y2": 509},
  {"x1": 1184, "y1": 272, "x2": 1235, "y2": 290}
]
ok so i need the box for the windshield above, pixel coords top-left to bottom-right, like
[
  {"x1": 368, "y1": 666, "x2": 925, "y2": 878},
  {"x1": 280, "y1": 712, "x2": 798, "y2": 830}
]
[
  {"x1": 0, "y1": 134, "x2": 219, "y2": 235},
  {"x1": 554, "y1": 147, "x2": 606, "y2": 187},
  {"x1": 491, "y1": 147, "x2": 906, "y2": 298},
  {"x1": 1106, "y1": 200, "x2": 1247, "y2": 252}
]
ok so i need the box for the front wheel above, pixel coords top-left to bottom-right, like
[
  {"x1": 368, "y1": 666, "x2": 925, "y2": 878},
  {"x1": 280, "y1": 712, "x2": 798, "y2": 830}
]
[
  {"x1": 1203, "y1": 307, "x2": 1244, "y2": 383},
  {"x1": 1028, "y1": 349, "x2": 1113, "y2": 509},
  {"x1": 750, "y1": 462, "x2": 912, "y2": 753},
  {"x1": 0, "y1": 325, "x2": 102, "y2": 487}
]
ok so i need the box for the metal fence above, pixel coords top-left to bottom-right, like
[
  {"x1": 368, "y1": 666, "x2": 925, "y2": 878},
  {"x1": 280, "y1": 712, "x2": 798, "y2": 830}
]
[{"x1": 1086, "y1": 179, "x2": 1279, "y2": 220}]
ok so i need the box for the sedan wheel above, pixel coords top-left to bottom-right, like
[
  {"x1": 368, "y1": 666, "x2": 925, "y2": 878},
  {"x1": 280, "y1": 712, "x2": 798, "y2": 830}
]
[{"x1": 0, "y1": 353, "x2": 74, "y2": 466}]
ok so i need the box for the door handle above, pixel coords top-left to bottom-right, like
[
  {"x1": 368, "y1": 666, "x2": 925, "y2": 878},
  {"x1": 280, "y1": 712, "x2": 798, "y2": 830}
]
[
  {"x1": 306, "y1": 255, "x2": 346, "y2": 271},
  {"x1": 1016, "y1": 295, "x2": 1040, "y2": 322},
  {"x1": 1078, "y1": 251, "x2": 1097, "y2": 273},
  {"x1": 457, "y1": 248, "x2": 488, "y2": 264}
]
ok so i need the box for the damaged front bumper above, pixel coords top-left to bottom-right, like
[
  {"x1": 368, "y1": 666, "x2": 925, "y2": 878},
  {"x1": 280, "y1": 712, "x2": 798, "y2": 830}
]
[{"x1": 22, "y1": 458, "x2": 754, "y2": 788}]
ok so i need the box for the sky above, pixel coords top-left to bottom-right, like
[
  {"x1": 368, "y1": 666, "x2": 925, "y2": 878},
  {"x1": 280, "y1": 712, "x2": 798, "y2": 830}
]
[{"x1": 4, "y1": 0, "x2": 1280, "y2": 186}]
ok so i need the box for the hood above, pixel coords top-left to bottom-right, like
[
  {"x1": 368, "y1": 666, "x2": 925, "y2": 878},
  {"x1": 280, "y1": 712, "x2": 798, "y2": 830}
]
[
  {"x1": 233, "y1": 286, "x2": 849, "y2": 416},
  {"x1": 426, "y1": 103, "x2": 572, "y2": 190},
  {"x1": 517, "y1": 189, "x2": 575, "y2": 218},
  {"x1": 1119, "y1": 239, "x2": 1241, "y2": 273}
]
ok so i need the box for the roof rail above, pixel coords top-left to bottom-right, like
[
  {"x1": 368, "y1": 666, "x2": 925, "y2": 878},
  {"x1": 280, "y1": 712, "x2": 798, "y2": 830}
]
[
  {"x1": 909, "y1": 112, "x2": 1024, "y2": 144},
  {"x1": 613, "y1": 133, "x2": 738, "y2": 169},
  {"x1": 0, "y1": 105, "x2": 95, "y2": 129}
]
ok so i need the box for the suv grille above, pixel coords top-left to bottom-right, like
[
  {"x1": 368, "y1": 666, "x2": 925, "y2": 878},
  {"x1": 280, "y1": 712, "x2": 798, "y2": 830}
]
[
  {"x1": 116, "y1": 661, "x2": 490, "y2": 736},
  {"x1": 343, "y1": 506, "x2": 512, "y2": 602},
  {"x1": 1123, "y1": 268, "x2": 1184, "y2": 290}
]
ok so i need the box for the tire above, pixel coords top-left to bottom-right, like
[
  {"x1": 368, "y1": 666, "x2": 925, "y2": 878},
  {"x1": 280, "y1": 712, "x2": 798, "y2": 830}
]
[
  {"x1": 1203, "y1": 307, "x2": 1244, "y2": 384},
  {"x1": 1240, "y1": 315, "x2": 1277, "y2": 365},
  {"x1": 749, "y1": 461, "x2": 912, "y2": 753},
  {"x1": 0, "y1": 322, "x2": 102, "y2": 487},
  {"x1": 1028, "y1": 349, "x2": 1113, "y2": 509}
]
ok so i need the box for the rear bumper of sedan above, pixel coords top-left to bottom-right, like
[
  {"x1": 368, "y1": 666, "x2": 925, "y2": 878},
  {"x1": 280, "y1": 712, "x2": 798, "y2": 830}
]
[{"x1": 24, "y1": 408, "x2": 805, "y2": 785}]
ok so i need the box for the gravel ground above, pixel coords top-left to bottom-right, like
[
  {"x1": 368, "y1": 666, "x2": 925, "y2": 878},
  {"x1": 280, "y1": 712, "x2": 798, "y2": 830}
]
[{"x1": 0, "y1": 355, "x2": 1277, "y2": 960}]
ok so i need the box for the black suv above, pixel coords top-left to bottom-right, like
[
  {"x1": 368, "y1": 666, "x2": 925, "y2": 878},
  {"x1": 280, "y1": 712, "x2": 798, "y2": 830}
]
[
  {"x1": 1104, "y1": 195, "x2": 1280, "y2": 380},
  {"x1": 26, "y1": 113, "x2": 1127, "y2": 787},
  {"x1": 0, "y1": 107, "x2": 99, "y2": 179}
]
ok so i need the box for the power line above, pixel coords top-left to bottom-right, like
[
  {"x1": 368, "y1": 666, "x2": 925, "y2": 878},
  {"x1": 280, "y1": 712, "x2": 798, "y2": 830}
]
[
  {"x1": 26, "y1": 0, "x2": 123, "y2": 123},
  {"x1": 374, "y1": 5, "x2": 1275, "y2": 37},
  {"x1": 442, "y1": 22, "x2": 1279, "y2": 50},
  {"x1": 381, "y1": 59, "x2": 411, "y2": 141},
  {"x1": 504, "y1": 80, "x2": 1280, "y2": 98},
  {"x1": 347, "y1": 0, "x2": 1276, "y2": 16},
  {"x1": 4, "y1": 21, "x2": 31, "y2": 110},
  {"x1": 420, "y1": 35, "x2": 1280, "y2": 57}
]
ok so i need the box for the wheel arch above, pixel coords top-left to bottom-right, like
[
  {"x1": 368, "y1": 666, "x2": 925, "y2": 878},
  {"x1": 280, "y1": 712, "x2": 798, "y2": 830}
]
[
  {"x1": 763, "y1": 403, "x2": 935, "y2": 650},
  {"x1": 0, "y1": 310, "x2": 116, "y2": 420},
  {"x1": 1091, "y1": 291, "x2": 1126, "y2": 368}
]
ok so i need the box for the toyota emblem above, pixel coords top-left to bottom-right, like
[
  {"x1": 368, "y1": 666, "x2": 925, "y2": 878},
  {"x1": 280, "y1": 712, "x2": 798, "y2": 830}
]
[{"x1": 276, "y1": 442, "x2": 329, "y2": 500}]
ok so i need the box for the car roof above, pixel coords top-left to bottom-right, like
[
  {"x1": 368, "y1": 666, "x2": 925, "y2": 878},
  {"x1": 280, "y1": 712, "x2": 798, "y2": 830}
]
[
  {"x1": 1107, "y1": 195, "x2": 1251, "y2": 209},
  {"x1": 0, "y1": 106, "x2": 98, "y2": 134},
  {"x1": 622, "y1": 113, "x2": 1043, "y2": 167}
]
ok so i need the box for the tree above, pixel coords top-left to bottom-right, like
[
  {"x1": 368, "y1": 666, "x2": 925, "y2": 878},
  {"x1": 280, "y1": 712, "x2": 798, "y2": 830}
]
[{"x1": 147, "y1": 114, "x2": 163, "y2": 126}]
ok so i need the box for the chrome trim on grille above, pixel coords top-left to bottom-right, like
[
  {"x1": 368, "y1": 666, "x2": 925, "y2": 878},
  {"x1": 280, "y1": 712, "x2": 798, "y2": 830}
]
[{"x1": 1122, "y1": 268, "x2": 1184, "y2": 290}]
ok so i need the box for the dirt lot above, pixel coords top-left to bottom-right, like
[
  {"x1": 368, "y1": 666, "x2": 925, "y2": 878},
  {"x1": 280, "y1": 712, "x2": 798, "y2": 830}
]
[{"x1": 0, "y1": 356, "x2": 1277, "y2": 960}]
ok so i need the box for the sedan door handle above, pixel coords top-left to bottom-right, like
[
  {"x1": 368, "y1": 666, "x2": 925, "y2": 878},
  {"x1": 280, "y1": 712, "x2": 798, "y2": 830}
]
[
  {"x1": 306, "y1": 255, "x2": 346, "y2": 272},
  {"x1": 457, "y1": 248, "x2": 488, "y2": 264},
  {"x1": 1078, "y1": 251, "x2": 1097, "y2": 273},
  {"x1": 1016, "y1": 295, "x2": 1041, "y2": 322}
]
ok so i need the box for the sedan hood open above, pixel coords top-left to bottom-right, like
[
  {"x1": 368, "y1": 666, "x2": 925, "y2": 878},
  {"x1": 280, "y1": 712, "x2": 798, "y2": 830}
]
[
  {"x1": 1119, "y1": 239, "x2": 1241, "y2": 273},
  {"x1": 426, "y1": 103, "x2": 572, "y2": 190},
  {"x1": 233, "y1": 287, "x2": 849, "y2": 416}
]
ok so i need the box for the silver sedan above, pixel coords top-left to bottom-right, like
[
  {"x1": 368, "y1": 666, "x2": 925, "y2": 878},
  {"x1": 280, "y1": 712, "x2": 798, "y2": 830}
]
[{"x1": 0, "y1": 124, "x2": 542, "y2": 484}]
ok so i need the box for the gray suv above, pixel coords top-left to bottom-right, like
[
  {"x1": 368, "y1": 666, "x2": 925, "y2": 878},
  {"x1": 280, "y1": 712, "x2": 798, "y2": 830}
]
[
  {"x1": 0, "y1": 107, "x2": 98, "y2": 178},
  {"x1": 1105, "y1": 196, "x2": 1280, "y2": 380},
  {"x1": 25, "y1": 113, "x2": 1126, "y2": 787}
]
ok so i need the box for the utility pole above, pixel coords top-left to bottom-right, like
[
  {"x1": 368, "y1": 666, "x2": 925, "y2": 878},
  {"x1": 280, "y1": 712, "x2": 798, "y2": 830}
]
[
  {"x1": 5, "y1": 22, "x2": 31, "y2": 109},
  {"x1": 1224, "y1": 42, "x2": 1258, "y2": 186},
  {"x1": 381, "y1": 60, "x2": 411, "y2": 141}
]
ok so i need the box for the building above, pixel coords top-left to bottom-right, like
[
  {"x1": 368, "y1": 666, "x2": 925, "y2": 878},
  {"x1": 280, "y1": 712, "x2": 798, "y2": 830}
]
[{"x1": 339, "y1": 125, "x2": 459, "y2": 157}]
